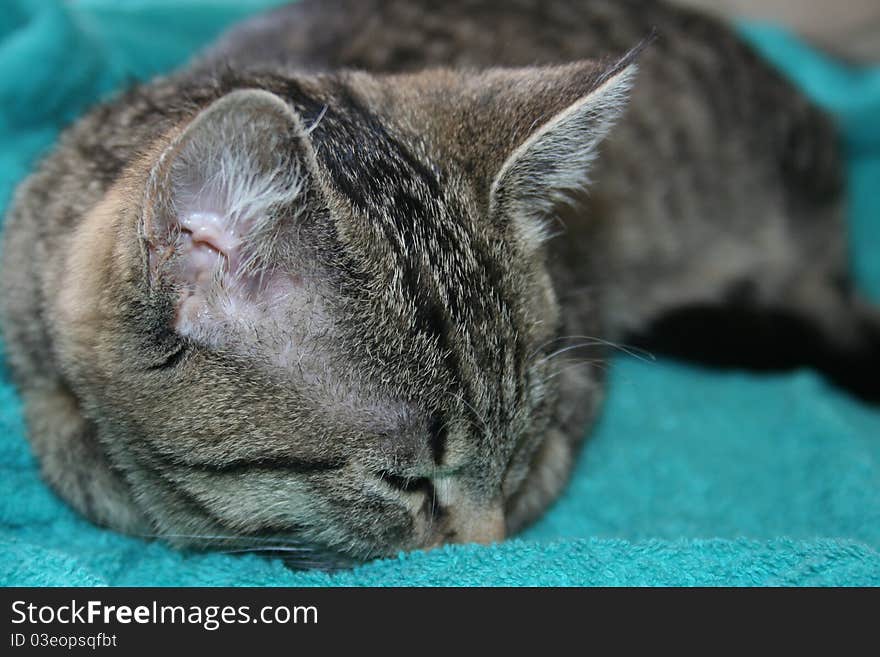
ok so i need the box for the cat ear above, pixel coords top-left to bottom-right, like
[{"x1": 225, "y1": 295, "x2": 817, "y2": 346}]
[
  {"x1": 141, "y1": 89, "x2": 314, "y2": 329},
  {"x1": 487, "y1": 52, "x2": 639, "y2": 247},
  {"x1": 393, "y1": 44, "x2": 645, "y2": 250}
]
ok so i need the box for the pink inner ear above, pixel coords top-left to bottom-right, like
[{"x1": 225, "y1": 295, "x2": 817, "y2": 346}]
[
  {"x1": 180, "y1": 211, "x2": 239, "y2": 255},
  {"x1": 170, "y1": 206, "x2": 276, "y2": 335},
  {"x1": 178, "y1": 211, "x2": 240, "y2": 284}
]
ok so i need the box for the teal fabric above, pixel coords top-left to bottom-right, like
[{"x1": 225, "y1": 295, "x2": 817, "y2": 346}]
[{"x1": 1, "y1": 0, "x2": 878, "y2": 586}]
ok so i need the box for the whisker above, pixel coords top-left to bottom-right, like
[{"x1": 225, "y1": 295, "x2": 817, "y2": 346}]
[
  {"x1": 305, "y1": 104, "x2": 329, "y2": 135},
  {"x1": 454, "y1": 416, "x2": 491, "y2": 441},
  {"x1": 446, "y1": 390, "x2": 490, "y2": 435},
  {"x1": 132, "y1": 530, "x2": 354, "y2": 571},
  {"x1": 132, "y1": 532, "x2": 312, "y2": 546},
  {"x1": 532, "y1": 335, "x2": 656, "y2": 364},
  {"x1": 221, "y1": 550, "x2": 340, "y2": 570},
  {"x1": 219, "y1": 546, "x2": 319, "y2": 555},
  {"x1": 134, "y1": 532, "x2": 272, "y2": 543},
  {"x1": 530, "y1": 333, "x2": 615, "y2": 358},
  {"x1": 589, "y1": 338, "x2": 656, "y2": 362},
  {"x1": 536, "y1": 341, "x2": 606, "y2": 365}
]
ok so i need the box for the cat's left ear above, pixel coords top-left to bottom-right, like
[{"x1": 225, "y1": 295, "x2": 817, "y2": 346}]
[{"x1": 394, "y1": 42, "x2": 646, "y2": 249}]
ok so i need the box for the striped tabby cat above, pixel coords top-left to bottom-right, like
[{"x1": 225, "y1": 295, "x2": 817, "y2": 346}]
[{"x1": 2, "y1": 0, "x2": 876, "y2": 567}]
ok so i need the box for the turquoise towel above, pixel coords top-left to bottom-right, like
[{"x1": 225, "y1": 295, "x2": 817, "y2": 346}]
[{"x1": 1, "y1": 0, "x2": 878, "y2": 586}]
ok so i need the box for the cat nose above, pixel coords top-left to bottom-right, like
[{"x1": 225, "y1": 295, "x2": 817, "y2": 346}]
[{"x1": 451, "y1": 504, "x2": 506, "y2": 545}]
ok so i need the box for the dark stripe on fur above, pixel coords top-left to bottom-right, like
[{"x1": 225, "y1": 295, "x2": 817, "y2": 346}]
[
  {"x1": 427, "y1": 413, "x2": 447, "y2": 465},
  {"x1": 151, "y1": 448, "x2": 347, "y2": 475},
  {"x1": 146, "y1": 343, "x2": 189, "y2": 371},
  {"x1": 187, "y1": 456, "x2": 347, "y2": 475}
]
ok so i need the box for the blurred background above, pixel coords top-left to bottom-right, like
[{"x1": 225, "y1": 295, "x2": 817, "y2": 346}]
[{"x1": 674, "y1": 0, "x2": 880, "y2": 62}]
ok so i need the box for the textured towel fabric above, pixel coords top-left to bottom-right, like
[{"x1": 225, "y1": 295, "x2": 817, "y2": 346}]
[{"x1": 1, "y1": 0, "x2": 878, "y2": 587}]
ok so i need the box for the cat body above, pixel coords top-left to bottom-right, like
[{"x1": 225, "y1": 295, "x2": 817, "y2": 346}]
[{"x1": 1, "y1": 0, "x2": 873, "y2": 565}]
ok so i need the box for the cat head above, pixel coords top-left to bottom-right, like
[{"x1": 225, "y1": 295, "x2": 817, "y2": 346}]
[{"x1": 55, "y1": 51, "x2": 637, "y2": 565}]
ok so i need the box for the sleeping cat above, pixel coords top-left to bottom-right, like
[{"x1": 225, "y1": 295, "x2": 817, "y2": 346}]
[{"x1": 1, "y1": 0, "x2": 876, "y2": 567}]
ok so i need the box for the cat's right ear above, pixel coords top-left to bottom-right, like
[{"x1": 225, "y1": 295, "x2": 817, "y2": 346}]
[{"x1": 140, "y1": 89, "x2": 317, "y2": 329}]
